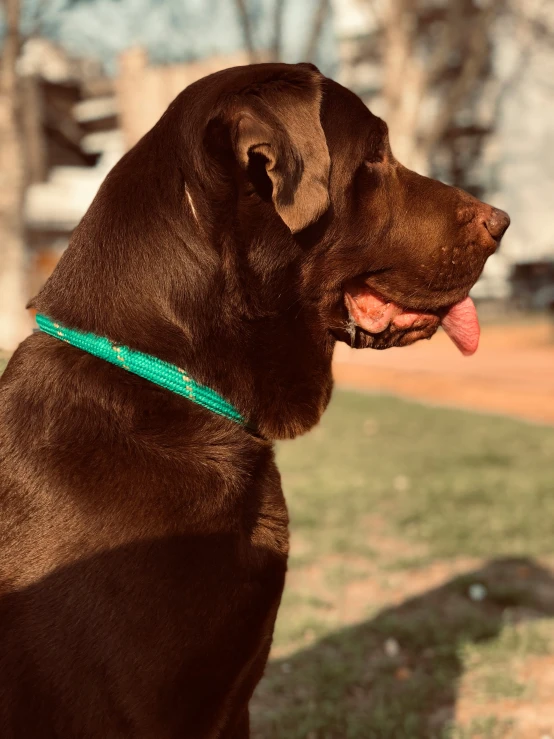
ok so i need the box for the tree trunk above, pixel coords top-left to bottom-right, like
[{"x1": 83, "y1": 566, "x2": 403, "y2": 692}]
[
  {"x1": 382, "y1": 0, "x2": 425, "y2": 171},
  {"x1": 304, "y1": 0, "x2": 330, "y2": 62},
  {"x1": 0, "y1": 0, "x2": 32, "y2": 351},
  {"x1": 234, "y1": 0, "x2": 258, "y2": 63},
  {"x1": 270, "y1": 0, "x2": 286, "y2": 61}
]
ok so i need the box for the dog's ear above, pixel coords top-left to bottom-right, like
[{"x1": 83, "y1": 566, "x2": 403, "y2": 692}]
[{"x1": 227, "y1": 67, "x2": 330, "y2": 234}]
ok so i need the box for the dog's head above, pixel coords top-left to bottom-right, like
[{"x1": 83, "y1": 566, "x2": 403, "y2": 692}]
[
  {"x1": 204, "y1": 62, "x2": 508, "y2": 356},
  {"x1": 315, "y1": 77, "x2": 509, "y2": 356},
  {"x1": 33, "y1": 63, "x2": 509, "y2": 438}
]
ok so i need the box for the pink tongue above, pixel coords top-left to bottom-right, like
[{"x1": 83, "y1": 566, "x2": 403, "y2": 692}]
[
  {"x1": 344, "y1": 287, "x2": 481, "y2": 356},
  {"x1": 441, "y1": 296, "x2": 480, "y2": 356}
]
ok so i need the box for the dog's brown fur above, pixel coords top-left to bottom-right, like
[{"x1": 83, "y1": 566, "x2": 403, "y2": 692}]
[{"x1": 0, "y1": 63, "x2": 507, "y2": 737}]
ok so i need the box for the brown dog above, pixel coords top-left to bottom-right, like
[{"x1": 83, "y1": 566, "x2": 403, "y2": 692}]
[{"x1": 0, "y1": 63, "x2": 508, "y2": 737}]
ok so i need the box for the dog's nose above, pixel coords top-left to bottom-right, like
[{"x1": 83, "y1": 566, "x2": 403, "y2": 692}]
[{"x1": 484, "y1": 207, "x2": 510, "y2": 241}]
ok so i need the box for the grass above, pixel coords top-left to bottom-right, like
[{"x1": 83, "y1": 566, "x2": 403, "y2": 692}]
[
  {"x1": 251, "y1": 390, "x2": 554, "y2": 738},
  {"x1": 276, "y1": 392, "x2": 554, "y2": 563},
  {"x1": 445, "y1": 716, "x2": 516, "y2": 739}
]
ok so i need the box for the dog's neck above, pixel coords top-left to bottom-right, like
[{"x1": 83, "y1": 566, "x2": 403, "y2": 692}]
[{"x1": 29, "y1": 165, "x2": 334, "y2": 440}]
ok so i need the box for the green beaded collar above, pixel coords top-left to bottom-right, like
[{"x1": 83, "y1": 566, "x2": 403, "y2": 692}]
[{"x1": 35, "y1": 314, "x2": 246, "y2": 427}]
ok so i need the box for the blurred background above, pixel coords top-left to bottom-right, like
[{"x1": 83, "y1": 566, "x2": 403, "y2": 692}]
[{"x1": 1, "y1": 1, "x2": 554, "y2": 737}]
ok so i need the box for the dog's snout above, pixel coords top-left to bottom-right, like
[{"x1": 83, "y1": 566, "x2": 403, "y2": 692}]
[{"x1": 484, "y1": 207, "x2": 510, "y2": 241}]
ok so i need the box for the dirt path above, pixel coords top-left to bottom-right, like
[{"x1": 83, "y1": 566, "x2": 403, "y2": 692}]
[{"x1": 333, "y1": 321, "x2": 554, "y2": 425}]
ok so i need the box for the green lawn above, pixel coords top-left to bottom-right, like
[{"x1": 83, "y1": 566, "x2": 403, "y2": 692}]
[
  {"x1": 252, "y1": 391, "x2": 554, "y2": 738},
  {"x1": 277, "y1": 392, "x2": 554, "y2": 564}
]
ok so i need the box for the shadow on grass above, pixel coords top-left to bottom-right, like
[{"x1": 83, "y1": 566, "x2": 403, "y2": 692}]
[{"x1": 252, "y1": 557, "x2": 554, "y2": 739}]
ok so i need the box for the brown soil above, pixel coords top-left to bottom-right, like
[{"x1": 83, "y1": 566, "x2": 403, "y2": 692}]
[
  {"x1": 333, "y1": 321, "x2": 554, "y2": 425},
  {"x1": 456, "y1": 653, "x2": 554, "y2": 738}
]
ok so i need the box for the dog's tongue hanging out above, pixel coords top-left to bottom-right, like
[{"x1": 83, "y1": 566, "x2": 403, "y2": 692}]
[
  {"x1": 440, "y1": 297, "x2": 480, "y2": 356},
  {"x1": 344, "y1": 287, "x2": 480, "y2": 356}
]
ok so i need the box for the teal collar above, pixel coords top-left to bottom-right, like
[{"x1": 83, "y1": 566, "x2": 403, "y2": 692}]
[{"x1": 35, "y1": 314, "x2": 246, "y2": 427}]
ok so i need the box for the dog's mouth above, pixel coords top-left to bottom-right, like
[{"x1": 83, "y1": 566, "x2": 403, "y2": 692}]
[{"x1": 342, "y1": 282, "x2": 480, "y2": 355}]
